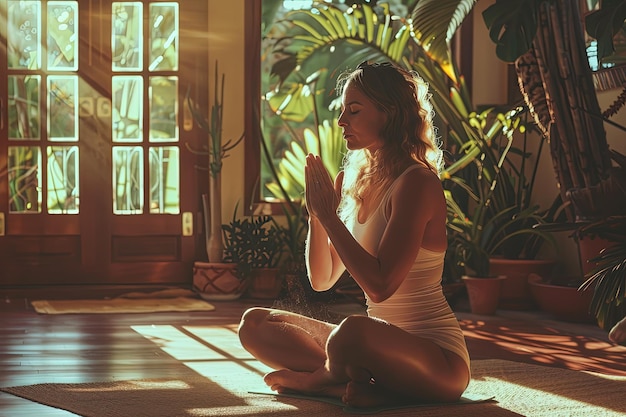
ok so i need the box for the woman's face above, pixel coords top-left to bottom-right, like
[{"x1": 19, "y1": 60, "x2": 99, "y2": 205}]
[{"x1": 338, "y1": 81, "x2": 386, "y2": 152}]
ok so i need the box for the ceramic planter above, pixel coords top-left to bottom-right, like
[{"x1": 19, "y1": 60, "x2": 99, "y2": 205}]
[
  {"x1": 461, "y1": 275, "x2": 506, "y2": 315},
  {"x1": 192, "y1": 261, "x2": 247, "y2": 300},
  {"x1": 577, "y1": 235, "x2": 617, "y2": 276},
  {"x1": 528, "y1": 273, "x2": 594, "y2": 323},
  {"x1": 489, "y1": 258, "x2": 557, "y2": 310}
]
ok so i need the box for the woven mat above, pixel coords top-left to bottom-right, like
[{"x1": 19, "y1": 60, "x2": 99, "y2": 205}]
[
  {"x1": 2, "y1": 359, "x2": 625, "y2": 416},
  {"x1": 31, "y1": 288, "x2": 215, "y2": 314}
]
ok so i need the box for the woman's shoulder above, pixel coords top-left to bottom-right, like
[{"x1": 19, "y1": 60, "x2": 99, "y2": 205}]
[
  {"x1": 399, "y1": 163, "x2": 441, "y2": 185},
  {"x1": 391, "y1": 163, "x2": 444, "y2": 204}
]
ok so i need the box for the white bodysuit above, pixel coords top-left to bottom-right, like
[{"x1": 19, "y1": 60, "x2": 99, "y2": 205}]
[{"x1": 351, "y1": 165, "x2": 471, "y2": 369}]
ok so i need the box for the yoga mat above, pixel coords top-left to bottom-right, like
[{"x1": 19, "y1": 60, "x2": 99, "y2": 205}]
[{"x1": 250, "y1": 390, "x2": 495, "y2": 414}]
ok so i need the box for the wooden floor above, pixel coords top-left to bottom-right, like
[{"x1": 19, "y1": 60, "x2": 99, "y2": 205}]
[{"x1": 1, "y1": 287, "x2": 625, "y2": 416}]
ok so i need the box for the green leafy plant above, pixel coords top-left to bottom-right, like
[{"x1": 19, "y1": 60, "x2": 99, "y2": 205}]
[
  {"x1": 264, "y1": 118, "x2": 345, "y2": 201},
  {"x1": 222, "y1": 204, "x2": 284, "y2": 280},
  {"x1": 579, "y1": 216, "x2": 626, "y2": 331},
  {"x1": 262, "y1": 1, "x2": 558, "y2": 281},
  {"x1": 445, "y1": 107, "x2": 557, "y2": 277},
  {"x1": 272, "y1": 203, "x2": 308, "y2": 277},
  {"x1": 263, "y1": 1, "x2": 507, "y2": 181}
]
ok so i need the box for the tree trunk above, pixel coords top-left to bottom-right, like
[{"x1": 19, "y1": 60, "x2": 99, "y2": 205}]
[{"x1": 518, "y1": 0, "x2": 625, "y2": 221}]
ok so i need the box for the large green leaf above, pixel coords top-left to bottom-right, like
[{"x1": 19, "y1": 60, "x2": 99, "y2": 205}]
[
  {"x1": 411, "y1": 0, "x2": 477, "y2": 81},
  {"x1": 482, "y1": 0, "x2": 539, "y2": 63}
]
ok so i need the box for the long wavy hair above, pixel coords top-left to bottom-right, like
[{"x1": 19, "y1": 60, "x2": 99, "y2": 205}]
[{"x1": 336, "y1": 61, "x2": 443, "y2": 227}]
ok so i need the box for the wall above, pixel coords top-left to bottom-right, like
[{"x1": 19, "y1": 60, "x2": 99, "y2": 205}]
[{"x1": 207, "y1": 0, "x2": 246, "y2": 221}]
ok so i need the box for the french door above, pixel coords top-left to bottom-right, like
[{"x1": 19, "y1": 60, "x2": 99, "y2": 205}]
[{"x1": 0, "y1": 1, "x2": 208, "y2": 285}]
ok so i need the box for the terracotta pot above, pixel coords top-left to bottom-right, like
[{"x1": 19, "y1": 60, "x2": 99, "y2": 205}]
[
  {"x1": 577, "y1": 235, "x2": 617, "y2": 276},
  {"x1": 489, "y1": 258, "x2": 557, "y2": 310},
  {"x1": 528, "y1": 273, "x2": 594, "y2": 323},
  {"x1": 192, "y1": 262, "x2": 247, "y2": 300},
  {"x1": 461, "y1": 275, "x2": 506, "y2": 315},
  {"x1": 246, "y1": 267, "x2": 283, "y2": 299}
]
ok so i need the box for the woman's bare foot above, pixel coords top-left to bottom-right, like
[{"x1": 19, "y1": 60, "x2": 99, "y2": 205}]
[
  {"x1": 341, "y1": 381, "x2": 389, "y2": 407},
  {"x1": 264, "y1": 367, "x2": 346, "y2": 398},
  {"x1": 343, "y1": 380, "x2": 392, "y2": 408},
  {"x1": 609, "y1": 316, "x2": 626, "y2": 345}
]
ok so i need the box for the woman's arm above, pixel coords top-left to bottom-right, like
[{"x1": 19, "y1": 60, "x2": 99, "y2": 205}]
[
  {"x1": 311, "y1": 161, "x2": 444, "y2": 303},
  {"x1": 305, "y1": 170, "x2": 346, "y2": 291}
]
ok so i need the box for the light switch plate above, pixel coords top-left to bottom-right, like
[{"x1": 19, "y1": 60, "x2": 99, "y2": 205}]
[{"x1": 182, "y1": 212, "x2": 193, "y2": 236}]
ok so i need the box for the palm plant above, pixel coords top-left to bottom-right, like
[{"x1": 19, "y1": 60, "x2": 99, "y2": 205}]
[
  {"x1": 265, "y1": 1, "x2": 489, "y2": 183},
  {"x1": 262, "y1": 1, "x2": 557, "y2": 280},
  {"x1": 579, "y1": 216, "x2": 626, "y2": 331}
]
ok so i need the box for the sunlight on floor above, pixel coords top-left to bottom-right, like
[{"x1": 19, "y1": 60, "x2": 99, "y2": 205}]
[
  {"x1": 132, "y1": 325, "x2": 227, "y2": 360},
  {"x1": 130, "y1": 323, "x2": 626, "y2": 416},
  {"x1": 131, "y1": 324, "x2": 283, "y2": 410}
]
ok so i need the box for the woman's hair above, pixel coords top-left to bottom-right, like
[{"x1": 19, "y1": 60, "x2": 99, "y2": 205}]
[{"x1": 336, "y1": 61, "x2": 443, "y2": 226}]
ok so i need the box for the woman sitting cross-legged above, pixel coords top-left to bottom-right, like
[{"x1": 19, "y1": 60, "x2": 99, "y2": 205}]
[{"x1": 237, "y1": 61, "x2": 470, "y2": 408}]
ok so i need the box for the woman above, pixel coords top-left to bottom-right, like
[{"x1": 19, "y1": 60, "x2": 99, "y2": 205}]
[{"x1": 238, "y1": 61, "x2": 470, "y2": 408}]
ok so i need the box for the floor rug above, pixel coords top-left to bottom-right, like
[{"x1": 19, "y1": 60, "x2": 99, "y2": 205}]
[
  {"x1": 31, "y1": 288, "x2": 215, "y2": 314},
  {"x1": 1, "y1": 359, "x2": 625, "y2": 416}
]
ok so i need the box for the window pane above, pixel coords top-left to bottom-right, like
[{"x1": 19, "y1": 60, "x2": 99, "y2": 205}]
[
  {"x1": 8, "y1": 146, "x2": 42, "y2": 213},
  {"x1": 149, "y1": 146, "x2": 179, "y2": 214},
  {"x1": 47, "y1": 1, "x2": 78, "y2": 71},
  {"x1": 48, "y1": 75, "x2": 78, "y2": 141},
  {"x1": 8, "y1": 75, "x2": 41, "y2": 140},
  {"x1": 47, "y1": 146, "x2": 79, "y2": 214},
  {"x1": 7, "y1": 0, "x2": 41, "y2": 70},
  {"x1": 112, "y1": 76, "x2": 143, "y2": 142},
  {"x1": 149, "y1": 76, "x2": 178, "y2": 142},
  {"x1": 112, "y1": 2, "x2": 143, "y2": 71},
  {"x1": 113, "y1": 146, "x2": 143, "y2": 214},
  {"x1": 149, "y1": 3, "x2": 178, "y2": 71}
]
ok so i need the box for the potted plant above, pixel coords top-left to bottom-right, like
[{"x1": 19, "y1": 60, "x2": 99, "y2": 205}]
[
  {"x1": 478, "y1": 109, "x2": 561, "y2": 310},
  {"x1": 446, "y1": 184, "x2": 506, "y2": 315},
  {"x1": 222, "y1": 205, "x2": 285, "y2": 299},
  {"x1": 527, "y1": 273, "x2": 595, "y2": 323},
  {"x1": 579, "y1": 216, "x2": 626, "y2": 330},
  {"x1": 187, "y1": 62, "x2": 245, "y2": 300},
  {"x1": 445, "y1": 106, "x2": 558, "y2": 314}
]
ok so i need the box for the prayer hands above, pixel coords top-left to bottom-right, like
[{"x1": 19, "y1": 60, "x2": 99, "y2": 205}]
[{"x1": 305, "y1": 154, "x2": 339, "y2": 222}]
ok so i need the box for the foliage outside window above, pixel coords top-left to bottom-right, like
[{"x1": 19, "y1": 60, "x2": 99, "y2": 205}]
[{"x1": 252, "y1": 0, "x2": 419, "y2": 205}]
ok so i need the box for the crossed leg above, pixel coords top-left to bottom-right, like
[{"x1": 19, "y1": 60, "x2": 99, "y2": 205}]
[{"x1": 238, "y1": 308, "x2": 470, "y2": 408}]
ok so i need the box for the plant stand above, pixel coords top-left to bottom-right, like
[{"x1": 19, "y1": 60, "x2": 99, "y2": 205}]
[
  {"x1": 192, "y1": 262, "x2": 247, "y2": 300},
  {"x1": 462, "y1": 275, "x2": 506, "y2": 315}
]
